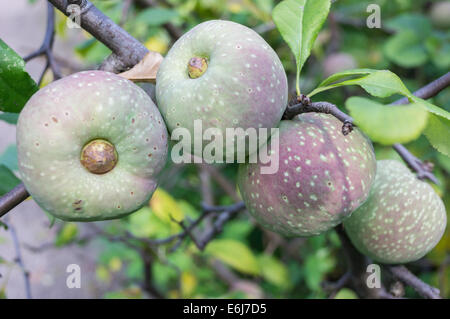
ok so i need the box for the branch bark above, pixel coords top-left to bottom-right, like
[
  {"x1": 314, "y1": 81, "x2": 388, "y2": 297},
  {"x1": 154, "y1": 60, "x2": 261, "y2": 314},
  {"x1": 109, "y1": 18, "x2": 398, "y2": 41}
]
[
  {"x1": 387, "y1": 265, "x2": 442, "y2": 299},
  {"x1": 393, "y1": 72, "x2": 450, "y2": 106},
  {"x1": 48, "y1": 0, "x2": 149, "y2": 73},
  {"x1": 0, "y1": 184, "x2": 29, "y2": 218},
  {"x1": 283, "y1": 95, "x2": 354, "y2": 135}
]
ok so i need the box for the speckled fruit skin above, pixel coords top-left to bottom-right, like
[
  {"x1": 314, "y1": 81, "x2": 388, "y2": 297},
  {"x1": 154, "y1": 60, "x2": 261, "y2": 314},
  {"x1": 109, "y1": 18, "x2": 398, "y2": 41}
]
[
  {"x1": 156, "y1": 20, "x2": 288, "y2": 159},
  {"x1": 17, "y1": 71, "x2": 168, "y2": 221},
  {"x1": 344, "y1": 160, "x2": 447, "y2": 264},
  {"x1": 237, "y1": 113, "x2": 377, "y2": 237}
]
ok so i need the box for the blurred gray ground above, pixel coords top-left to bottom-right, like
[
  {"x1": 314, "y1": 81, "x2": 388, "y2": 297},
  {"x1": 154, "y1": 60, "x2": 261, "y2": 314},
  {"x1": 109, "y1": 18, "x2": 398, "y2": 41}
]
[{"x1": 0, "y1": 0, "x2": 112, "y2": 299}]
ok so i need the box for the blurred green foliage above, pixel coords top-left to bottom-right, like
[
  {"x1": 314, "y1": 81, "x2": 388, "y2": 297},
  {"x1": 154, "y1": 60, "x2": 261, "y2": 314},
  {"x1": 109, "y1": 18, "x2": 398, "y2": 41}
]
[{"x1": 0, "y1": 0, "x2": 449, "y2": 299}]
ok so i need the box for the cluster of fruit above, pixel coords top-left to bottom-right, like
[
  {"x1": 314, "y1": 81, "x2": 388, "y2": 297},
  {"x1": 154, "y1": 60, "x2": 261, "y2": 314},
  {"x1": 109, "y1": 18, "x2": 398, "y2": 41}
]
[{"x1": 16, "y1": 20, "x2": 446, "y2": 264}]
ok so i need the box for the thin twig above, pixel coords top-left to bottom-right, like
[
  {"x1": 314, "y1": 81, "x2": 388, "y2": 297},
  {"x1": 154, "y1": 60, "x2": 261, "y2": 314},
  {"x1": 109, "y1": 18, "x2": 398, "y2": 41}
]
[
  {"x1": 195, "y1": 203, "x2": 245, "y2": 250},
  {"x1": 390, "y1": 71, "x2": 450, "y2": 183},
  {"x1": 393, "y1": 144, "x2": 438, "y2": 184},
  {"x1": 3, "y1": 221, "x2": 32, "y2": 299},
  {"x1": 23, "y1": 2, "x2": 61, "y2": 85},
  {"x1": 138, "y1": 202, "x2": 245, "y2": 251},
  {"x1": 393, "y1": 72, "x2": 450, "y2": 106},
  {"x1": 283, "y1": 95, "x2": 354, "y2": 135},
  {"x1": 387, "y1": 265, "x2": 442, "y2": 299}
]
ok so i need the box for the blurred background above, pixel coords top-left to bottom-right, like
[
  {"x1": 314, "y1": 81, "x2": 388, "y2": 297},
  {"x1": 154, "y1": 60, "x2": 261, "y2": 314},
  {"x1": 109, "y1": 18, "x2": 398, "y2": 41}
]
[{"x1": 0, "y1": 0, "x2": 449, "y2": 299}]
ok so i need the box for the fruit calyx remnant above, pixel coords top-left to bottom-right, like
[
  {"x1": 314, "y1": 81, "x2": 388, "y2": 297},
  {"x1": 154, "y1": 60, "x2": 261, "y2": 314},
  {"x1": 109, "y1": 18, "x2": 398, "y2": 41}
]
[
  {"x1": 188, "y1": 57, "x2": 208, "y2": 78},
  {"x1": 80, "y1": 139, "x2": 118, "y2": 174}
]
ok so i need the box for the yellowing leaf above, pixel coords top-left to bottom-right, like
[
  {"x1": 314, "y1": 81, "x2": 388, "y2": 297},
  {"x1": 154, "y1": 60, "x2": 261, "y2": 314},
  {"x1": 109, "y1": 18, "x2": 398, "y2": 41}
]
[
  {"x1": 96, "y1": 265, "x2": 111, "y2": 283},
  {"x1": 39, "y1": 69, "x2": 54, "y2": 88},
  {"x1": 127, "y1": 206, "x2": 171, "y2": 238},
  {"x1": 150, "y1": 188, "x2": 184, "y2": 232},
  {"x1": 108, "y1": 257, "x2": 122, "y2": 272},
  {"x1": 144, "y1": 35, "x2": 169, "y2": 54},
  {"x1": 55, "y1": 223, "x2": 78, "y2": 246},
  {"x1": 118, "y1": 51, "x2": 164, "y2": 83},
  {"x1": 181, "y1": 271, "x2": 197, "y2": 297},
  {"x1": 227, "y1": 1, "x2": 243, "y2": 14},
  {"x1": 334, "y1": 288, "x2": 358, "y2": 299},
  {"x1": 205, "y1": 239, "x2": 260, "y2": 275}
]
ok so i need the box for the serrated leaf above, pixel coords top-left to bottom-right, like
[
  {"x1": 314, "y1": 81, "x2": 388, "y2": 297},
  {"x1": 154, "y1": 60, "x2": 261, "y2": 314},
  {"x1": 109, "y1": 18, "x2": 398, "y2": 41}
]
[
  {"x1": 205, "y1": 239, "x2": 260, "y2": 275},
  {"x1": 273, "y1": 0, "x2": 331, "y2": 94},
  {"x1": 423, "y1": 113, "x2": 450, "y2": 157},
  {"x1": 357, "y1": 70, "x2": 410, "y2": 97},
  {"x1": 315, "y1": 68, "x2": 376, "y2": 88},
  {"x1": 0, "y1": 164, "x2": 20, "y2": 196},
  {"x1": 346, "y1": 97, "x2": 428, "y2": 145},
  {"x1": 0, "y1": 39, "x2": 38, "y2": 113},
  {"x1": 384, "y1": 31, "x2": 428, "y2": 68},
  {"x1": 409, "y1": 95, "x2": 450, "y2": 121},
  {"x1": 309, "y1": 69, "x2": 410, "y2": 98},
  {"x1": 258, "y1": 254, "x2": 289, "y2": 288}
]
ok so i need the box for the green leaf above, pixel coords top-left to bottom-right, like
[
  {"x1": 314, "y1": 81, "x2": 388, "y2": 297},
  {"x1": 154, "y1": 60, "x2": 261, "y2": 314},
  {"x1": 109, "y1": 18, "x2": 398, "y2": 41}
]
[
  {"x1": 273, "y1": 0, "x2": 331, "y2": 94},
  {"x1": 408, "y1": 96, "x2": 450, "y2": 121},
  {"x1": 135, "y1": 8, "x2": 178, "y2": 26},
  {"x1": 0, "y1": 39, "x2": 38, "y2": 113},
  {"x1": 315, "y1": 68, "x2": 376, "y2": 88},
  {"x1": 75, "y1": 39, "x2": 111, "y2": 64},
  {"x1": 384, "y1": 31, "x2": 428, "y2": 68},
  {"x1": 0, "y1": 112, "x2": 19, "y2": 124},
  {"x1": 356, "y1": 70, "x2": 410, "y2": 97},
  {"x1": 334, "y1": 288, "x2": 358, "y2": 299},
  {"x1": 423, "y1": 113, "x2": 450, "y2": 157},
  {"x1": 205, "y1": 239, "x2": 260, "y2": 275},
  {"x1": 309, "y1": 69, "x2": 409, "y2": 98},
  {"x1": 436, "y1": 152, "x2": 450, "y2": 172},
  {"x1": 346, "y1": 97, "x2": 428, "y2": 145},
  {"x1": 385, "y1": 13, "x2": 432, "y2": 37},
  {"x1": 55, "y1": 223, "x2": 78, "y2": 246},
  {"x1": 426, "y1": 33, "x2": 450, "y2": 69},
  {"x1": 0, "y1": 144, "x2": 18, "y2": 172},
  {"x1": 127, "y1": 206, "x2": 171, "y2": 238},
  {"x1": 0, "y1": 164, "x2": 20, "y2": 196},
  {"x1": 304, "y1": 248, "x2": 335, "y2": 291},
  {"x1": 258, "y1": 254, "x2": 289, "y2": 288}
]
